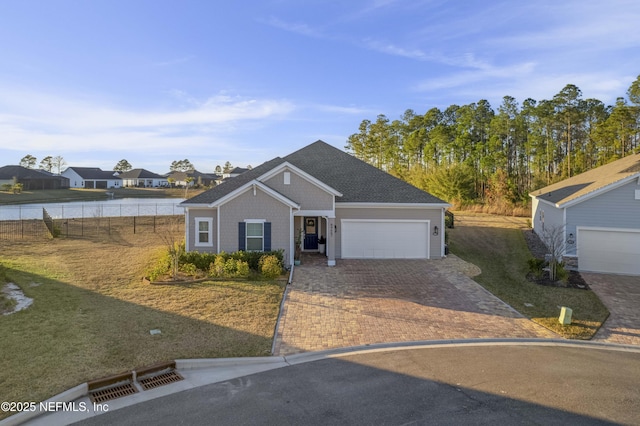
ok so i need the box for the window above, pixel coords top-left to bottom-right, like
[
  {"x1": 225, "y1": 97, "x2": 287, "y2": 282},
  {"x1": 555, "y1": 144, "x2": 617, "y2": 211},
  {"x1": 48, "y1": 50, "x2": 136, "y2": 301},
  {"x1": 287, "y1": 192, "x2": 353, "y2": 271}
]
[
  {"x1": 195, "y1": 218, "x2": 213, "y2": 247},
  {"x1": 246, "y1": 222, "x2": 264, "y2": 251},
  {"x1": 284, "y1": 171, "x2": 291, "y2": 185}
]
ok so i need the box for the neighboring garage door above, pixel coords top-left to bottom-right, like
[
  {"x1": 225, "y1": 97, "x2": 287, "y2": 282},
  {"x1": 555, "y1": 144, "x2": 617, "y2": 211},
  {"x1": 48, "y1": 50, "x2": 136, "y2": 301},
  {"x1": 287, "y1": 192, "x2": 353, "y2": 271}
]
[
  {"x1": 341, "y1": 220, "x2": 429, "y2": 259},
  {"x1": 578, "y1": 227, "x2": 640, "y2": 275}
]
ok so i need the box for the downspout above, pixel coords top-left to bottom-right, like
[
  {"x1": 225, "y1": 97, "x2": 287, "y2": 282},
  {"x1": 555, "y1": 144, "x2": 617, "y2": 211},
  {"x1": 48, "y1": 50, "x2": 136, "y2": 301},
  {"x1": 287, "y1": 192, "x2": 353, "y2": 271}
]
[{"x1": 441, "y1": 207, "x2": 446, "y2": 258}]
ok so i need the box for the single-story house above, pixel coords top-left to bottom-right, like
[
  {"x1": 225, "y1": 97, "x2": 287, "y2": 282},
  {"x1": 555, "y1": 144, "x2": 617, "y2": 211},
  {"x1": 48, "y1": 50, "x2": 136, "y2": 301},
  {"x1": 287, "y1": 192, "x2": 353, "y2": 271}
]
[
  {"x1": 181, "y1": 140, "x2": 450, "y2": 266},
  {"x1": 118, "y1": 169, "x2": 168, "y2": 188},
  {"x1": 0, "y1": 165, "x2": 70, "y2": 190},
  {"x1": 215, "y1": 167, "x2": 249, "y2": 185},
  {"x1": 166, "y1": 169, "x2": 217, "y2": 187},
  {"x1": 62, "y1": 167, "x2": 121, "y2": 189},
  {"x1": 530, "y1": 153, "x2": 640, "y2": 275}
]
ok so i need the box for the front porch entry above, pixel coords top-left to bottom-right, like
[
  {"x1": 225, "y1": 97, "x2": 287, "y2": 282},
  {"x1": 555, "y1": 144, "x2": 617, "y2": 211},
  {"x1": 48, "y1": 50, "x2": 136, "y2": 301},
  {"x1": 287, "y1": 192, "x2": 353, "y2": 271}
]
[{"x1": 303, "y1": 217, "x2": 318, "y2": 250}]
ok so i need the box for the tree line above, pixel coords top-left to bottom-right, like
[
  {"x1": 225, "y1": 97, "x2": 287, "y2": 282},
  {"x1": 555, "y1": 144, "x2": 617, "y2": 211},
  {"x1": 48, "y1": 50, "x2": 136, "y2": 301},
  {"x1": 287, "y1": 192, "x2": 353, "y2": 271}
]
[{"x1": 346, "y1": 75, "x2": 640, "y2": 209}]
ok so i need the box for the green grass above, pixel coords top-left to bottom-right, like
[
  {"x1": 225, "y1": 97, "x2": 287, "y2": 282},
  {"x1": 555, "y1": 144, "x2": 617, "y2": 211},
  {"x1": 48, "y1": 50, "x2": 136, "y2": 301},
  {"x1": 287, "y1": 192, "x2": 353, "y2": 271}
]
[
  {"x1": 0, "y1": 187, "x2": 206, "y2": 205},
  {"x1": 448, "y1": 214, "x2": 609, "y2": 339},
  {"x1": 0, "y1": 234, "x2": 284, "y2": 420}
]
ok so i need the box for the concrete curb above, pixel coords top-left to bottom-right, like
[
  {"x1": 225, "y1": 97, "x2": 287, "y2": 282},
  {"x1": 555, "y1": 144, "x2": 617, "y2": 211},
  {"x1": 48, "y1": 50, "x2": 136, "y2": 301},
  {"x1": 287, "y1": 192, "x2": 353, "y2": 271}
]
[
  {"x1": 175, "y1": 356, "x2": 286, "y2": 370},
  {"x1": 0, "y1": 384, "x2": 87, "y2": 426}
]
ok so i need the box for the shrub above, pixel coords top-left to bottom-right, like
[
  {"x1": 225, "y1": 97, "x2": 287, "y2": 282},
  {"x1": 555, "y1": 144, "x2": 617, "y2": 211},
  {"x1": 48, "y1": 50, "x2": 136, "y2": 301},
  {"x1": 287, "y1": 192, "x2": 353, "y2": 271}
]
[
  {"x1": 209, "y1": 256, "x2": 226, "y2": 278},
  {"x1": 260, "y1": 255, "x2": 282, "y2": 279},
  {"x1": 179, "y1": 262, "x2": 198, "y2": 277},
  {"x1": 223, "y1": 258, "x2": 237, "y2": 277},
  {"x1": 180, "y1": 251, "x2": 217, "y2": 271},
  {"x1": 235, "y1": 260, "x2": 250, "y2": 278},
  {"x1": 556, "y1": 262, "x2": 569, "y2": 283},
  {"x1": 146, "y1": 251, "x2": 172, "y2": 281},
  {"x1": 527, "y1": 257, "x2": 546, "y2": 280}
]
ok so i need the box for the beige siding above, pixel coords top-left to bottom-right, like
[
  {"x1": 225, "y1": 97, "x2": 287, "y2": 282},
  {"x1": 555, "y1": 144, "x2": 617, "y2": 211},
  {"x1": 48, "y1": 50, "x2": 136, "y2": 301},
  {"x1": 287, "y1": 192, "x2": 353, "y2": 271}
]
[
  {"x1": 335, "y1": 206, "x2": 443, "y2": 259},
  {"x1": 187, "y1": 208, "x2": 218, "y2": 253},
  {"x1": 264, "y1": 168, "x2": 333, "y2": 210},
  {"x1": 219, "y1": 187, "x2": 292, "y2": 262}
]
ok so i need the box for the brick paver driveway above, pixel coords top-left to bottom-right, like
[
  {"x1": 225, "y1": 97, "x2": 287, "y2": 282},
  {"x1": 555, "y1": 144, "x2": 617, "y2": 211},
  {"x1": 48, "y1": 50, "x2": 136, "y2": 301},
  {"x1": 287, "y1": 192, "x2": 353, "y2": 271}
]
[
  {"x1": 273, "y1": 255, "x2": 557, "y2": 355},
  {"x1": 583, "y1": 273, "x2": 640, "y2": 346}
]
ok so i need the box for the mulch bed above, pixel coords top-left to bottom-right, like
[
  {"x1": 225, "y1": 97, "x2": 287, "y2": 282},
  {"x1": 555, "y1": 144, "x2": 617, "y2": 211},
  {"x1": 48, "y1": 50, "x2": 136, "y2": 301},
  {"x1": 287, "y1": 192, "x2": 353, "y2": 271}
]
[
  {"x1": 522, "y1": 229, "x2": 590, "y2": 290},
  {"x1": 526, "y1": 270, "x2": 590, "y2": 290}
]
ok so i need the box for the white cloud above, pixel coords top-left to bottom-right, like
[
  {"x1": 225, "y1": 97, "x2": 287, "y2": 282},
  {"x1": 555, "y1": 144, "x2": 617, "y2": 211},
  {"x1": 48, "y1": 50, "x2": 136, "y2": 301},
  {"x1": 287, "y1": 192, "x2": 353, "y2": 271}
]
[{"x1": 0, "y1": 87, "x2": 295, "y2": 154}]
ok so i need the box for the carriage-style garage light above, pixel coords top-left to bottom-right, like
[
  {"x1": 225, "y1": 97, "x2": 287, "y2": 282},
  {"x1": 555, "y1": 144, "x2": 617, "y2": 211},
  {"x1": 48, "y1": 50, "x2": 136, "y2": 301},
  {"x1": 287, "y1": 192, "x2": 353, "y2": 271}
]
[{"x1": 433, "y1": 226, "x2": 439, "y2": 236}]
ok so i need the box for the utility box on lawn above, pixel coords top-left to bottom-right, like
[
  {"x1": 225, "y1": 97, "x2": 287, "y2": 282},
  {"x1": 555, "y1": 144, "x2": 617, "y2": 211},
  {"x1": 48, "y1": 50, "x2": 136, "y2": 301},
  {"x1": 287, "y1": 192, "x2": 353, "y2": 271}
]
[{"x1": 559, "y1": 307, "x2": 573, "y2": 325}]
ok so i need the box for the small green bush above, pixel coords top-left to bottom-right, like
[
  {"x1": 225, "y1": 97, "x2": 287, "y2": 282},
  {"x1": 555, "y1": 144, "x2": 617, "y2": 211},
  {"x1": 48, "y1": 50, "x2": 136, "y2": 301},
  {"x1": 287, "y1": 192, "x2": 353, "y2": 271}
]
[
  {"x1": 235, "y1": 260, "x2": 250, "y2": 278},
  {"x1": 223, "y1": 258, "x2": 237, "y2": 276},
  {"x1": 146, "y1": 251, "x2": 172, "y2": 281},
  {"x1": 527, "y1": 257, "x2": 546, "y2": 280},
  {"x1": 179, "y1": 262, "x2": 198, "y2": 277},
  {"x1": 209, "y1": 256, "x2": 226, "y2": 277},
  {"x1": 260, "y1": 255, "x2": 282, "y2": 279},
  {"x1": 180, "y1": 251, "x2": 217, "y2": 271},
  {"x1": 556, "y1": 262, "x2": 569, "y2": 283}
]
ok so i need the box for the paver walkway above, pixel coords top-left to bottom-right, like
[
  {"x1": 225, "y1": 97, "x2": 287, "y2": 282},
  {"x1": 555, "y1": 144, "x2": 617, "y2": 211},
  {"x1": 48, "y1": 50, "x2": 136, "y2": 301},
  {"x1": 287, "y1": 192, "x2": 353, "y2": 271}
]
[
  {"x1": 274, "y1": 254, "x2": 557, "y2": 355},
  {"x1": 583, "y1": 273, "x2": 640, "y2": 346}
]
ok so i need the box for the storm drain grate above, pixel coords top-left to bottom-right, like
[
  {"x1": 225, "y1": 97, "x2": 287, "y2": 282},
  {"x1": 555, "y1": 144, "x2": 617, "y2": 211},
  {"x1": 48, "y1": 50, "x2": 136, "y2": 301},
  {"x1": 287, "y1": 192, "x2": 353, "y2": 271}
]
[
  {"x1": 90, "y1": 383, "x2": 138, "y2": 403},
  {"x1": 138, "y1": 370, "x2": 183, "y2": 390}
]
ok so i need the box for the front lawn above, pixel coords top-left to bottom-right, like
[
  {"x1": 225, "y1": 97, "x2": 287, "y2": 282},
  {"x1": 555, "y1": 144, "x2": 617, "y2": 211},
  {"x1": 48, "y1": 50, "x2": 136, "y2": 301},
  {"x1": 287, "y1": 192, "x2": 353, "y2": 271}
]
[
  {"x1": 0, "y1": 232, "x2": 284, "y2": 420},
  {"x1": 448, "y1": 213, "x2": 609, "y2": 339}
]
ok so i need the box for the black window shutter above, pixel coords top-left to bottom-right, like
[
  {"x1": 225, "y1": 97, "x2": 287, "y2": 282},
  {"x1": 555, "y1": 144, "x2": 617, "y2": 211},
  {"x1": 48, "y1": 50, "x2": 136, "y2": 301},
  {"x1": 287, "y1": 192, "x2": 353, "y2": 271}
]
[
  {"x1": 238, "y1": 222, "x2": 246, "y2": 251},
  {"x1": 264, "y1": 222, "x2": 271, "y2": 251}
]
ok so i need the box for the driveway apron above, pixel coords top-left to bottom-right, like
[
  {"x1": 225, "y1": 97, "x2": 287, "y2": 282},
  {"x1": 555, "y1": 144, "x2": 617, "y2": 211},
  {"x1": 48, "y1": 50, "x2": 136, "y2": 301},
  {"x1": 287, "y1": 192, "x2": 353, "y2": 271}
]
[
  {"x1": 274, "y1": 255, "x2": 557, "y2": 355},
  {"x1": 582, "y1": 272, "x2": 640, "y2": 346}
]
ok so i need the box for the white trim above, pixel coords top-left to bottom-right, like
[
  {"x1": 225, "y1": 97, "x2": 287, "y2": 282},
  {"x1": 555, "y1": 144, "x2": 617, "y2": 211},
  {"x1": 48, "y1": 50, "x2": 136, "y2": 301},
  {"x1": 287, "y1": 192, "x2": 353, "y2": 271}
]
[
  {"x1": 289, "y1": 206, "x2": 295, "y2": 266},
  {"x1": 212, "y1": 180, "x2": 300, "y2": 209},
  {"x1": 184, "y1": 208, "x2": 190, "y2": 250},
  {"x1": 294, "y1": 209, "x2": 335, "y2": 218},
  {"x1": 194, "y1": 217, "x2": 214, "y2": 248},
  {"x1": 635, "y1": 189, "x2": 640, "y2": 200},
  {"x1": 336, "y1": 202, "x2": 451, "y2": 209},
  {"x1": 217, "y1": 205, "x2": 221, "y2": 254},
  {"x1": 577, "y1": 225, "x2": 640, "y2": 234},
  {"x1": 245, "y1": 220, "x2": 265, "y2": 252},
  {"x1": 257, "y1": 162, "x2": 343, "y2": 196},
  {"x1": 441, "y1": 207, "x2": 446, "y2": 257},
  {"x1": 531, "y1": 173, "x2": 640, "y2": 208}
]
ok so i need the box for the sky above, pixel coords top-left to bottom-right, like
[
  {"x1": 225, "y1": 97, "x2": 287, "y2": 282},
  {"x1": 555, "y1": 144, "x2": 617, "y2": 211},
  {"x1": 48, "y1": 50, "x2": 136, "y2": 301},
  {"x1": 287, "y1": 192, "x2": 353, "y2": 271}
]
[{"x1": 1, "y1": 0, "x2": 639, "y2": 174}]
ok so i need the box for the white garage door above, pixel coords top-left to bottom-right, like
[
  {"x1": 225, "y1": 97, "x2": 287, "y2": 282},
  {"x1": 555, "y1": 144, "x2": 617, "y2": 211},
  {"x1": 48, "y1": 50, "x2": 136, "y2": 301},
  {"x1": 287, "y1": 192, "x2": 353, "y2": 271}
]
[
  {"x1": 578, "y1": 228, "x2": 640, "y2": 275},
  {"x1": 341, "y1": 220, "x2": 429, "y2": 259}
]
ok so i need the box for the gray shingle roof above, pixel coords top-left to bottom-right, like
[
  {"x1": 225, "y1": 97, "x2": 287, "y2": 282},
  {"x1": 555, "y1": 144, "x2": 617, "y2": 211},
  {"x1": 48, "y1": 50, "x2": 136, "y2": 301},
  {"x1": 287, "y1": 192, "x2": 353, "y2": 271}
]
[
  {"x1": 117, "y1": 168, "x2": 165, "y2": 179},
  {"x1": 65, "y1": 167, "x2": 121, "y2": 180},
  {"x1": 182, "y1": 140, "x2": 447, "y2": 205},
  {"x1": 530, "y1": 153, "x2": 640, "y2": 206},
  {"x1": 0, "y1": 165, "x2": 64, "y2": 180},
  {"x1": 285, "y1": 141, "x2": 446, "y2": 204},
  {"x1": 182, "y1": 157, "x2": 286, "y2": 205}
]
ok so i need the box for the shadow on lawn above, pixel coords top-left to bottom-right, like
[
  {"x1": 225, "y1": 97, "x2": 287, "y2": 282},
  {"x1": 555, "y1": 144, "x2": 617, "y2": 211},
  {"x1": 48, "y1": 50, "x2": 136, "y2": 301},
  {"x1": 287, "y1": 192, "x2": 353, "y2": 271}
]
[{"x1": 0, "y1": 265, "x2": 276, "y2": 417}]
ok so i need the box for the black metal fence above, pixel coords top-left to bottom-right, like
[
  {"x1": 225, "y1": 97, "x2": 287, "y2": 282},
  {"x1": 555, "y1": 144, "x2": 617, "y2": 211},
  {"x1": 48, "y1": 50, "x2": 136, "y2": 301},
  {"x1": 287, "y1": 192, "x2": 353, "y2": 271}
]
[{"x1": 0, "y1": 215, "x2": 184, "y2": 240}]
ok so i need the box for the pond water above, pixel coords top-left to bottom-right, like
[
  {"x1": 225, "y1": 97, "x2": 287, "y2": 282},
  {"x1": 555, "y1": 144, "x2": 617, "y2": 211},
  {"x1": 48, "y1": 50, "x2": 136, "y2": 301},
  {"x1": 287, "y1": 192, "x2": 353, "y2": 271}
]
[{"x1": 0, "y1": 198, "x2": 185, "y2": 220}]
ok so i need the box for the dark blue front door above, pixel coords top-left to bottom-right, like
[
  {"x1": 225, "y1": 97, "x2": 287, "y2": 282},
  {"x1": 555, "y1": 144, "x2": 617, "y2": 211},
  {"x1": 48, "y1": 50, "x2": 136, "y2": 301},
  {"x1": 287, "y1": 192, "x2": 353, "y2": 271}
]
[{"x1": 304, "y1": 217, "x2": 318, "y2": 250}]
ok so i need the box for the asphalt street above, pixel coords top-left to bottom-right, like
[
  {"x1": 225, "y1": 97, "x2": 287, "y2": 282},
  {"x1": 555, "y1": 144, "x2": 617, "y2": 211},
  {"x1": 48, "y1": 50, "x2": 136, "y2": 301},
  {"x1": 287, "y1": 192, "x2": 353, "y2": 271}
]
[{"x1": 72, "y1": 344, "x2": 640, "y2": 425}]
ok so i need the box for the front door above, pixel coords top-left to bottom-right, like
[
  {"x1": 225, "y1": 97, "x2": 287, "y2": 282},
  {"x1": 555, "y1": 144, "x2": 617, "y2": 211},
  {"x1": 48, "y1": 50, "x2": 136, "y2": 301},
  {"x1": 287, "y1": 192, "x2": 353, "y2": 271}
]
[{"x1": 304, "y1": 217, "x2": 318, "y2": 250}]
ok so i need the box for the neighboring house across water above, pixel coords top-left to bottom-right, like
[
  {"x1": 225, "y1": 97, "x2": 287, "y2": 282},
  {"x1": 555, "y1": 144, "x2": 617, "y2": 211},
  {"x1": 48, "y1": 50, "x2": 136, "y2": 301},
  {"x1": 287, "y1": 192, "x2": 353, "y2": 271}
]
[
  {"x1": 166, "y1": 169, "x2": 218, "y2": 187},
  {"x1": 181, "y1": 140, "x2": 450, "y2": 267},
  {"x1": 117, "y1": 168, "x2": 168, "y2": 188},
  {"x1": 62, "y1": 167, "x2": 121, "y2": 189},
  {"x1": 0, "y1": 165, "x2": 70, "y2": 190},
  {"x1": 216, "y1": 167, "x2": 249, "y2": 185},
  {"x1": 530, "y1": 153, "x2": 640, "y2": 276}
]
